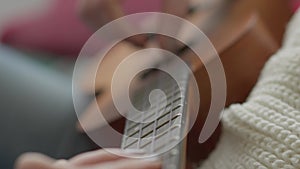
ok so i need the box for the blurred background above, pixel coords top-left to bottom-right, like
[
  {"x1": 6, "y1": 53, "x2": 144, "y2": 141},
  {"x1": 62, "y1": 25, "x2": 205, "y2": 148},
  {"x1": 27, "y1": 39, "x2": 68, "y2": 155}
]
[
  {"x1": 0, "y1": 0, "x2": 48, "y2": 32},
  {"x1": 0, "y1": 0, "x2": 300, "y2": 168}
]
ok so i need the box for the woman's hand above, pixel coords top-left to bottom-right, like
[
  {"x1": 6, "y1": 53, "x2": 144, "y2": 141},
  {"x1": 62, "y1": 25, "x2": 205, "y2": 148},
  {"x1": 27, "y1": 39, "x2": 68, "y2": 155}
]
[
  {"x1": 15, "y1": 149, "x2": 161, "y2": 169},
  {"x1": 76, "y1": 0, "x2": 189, "y2": 47},
  {"x1": 77, "y1": 0, "x2": 188, "y2": 29}
]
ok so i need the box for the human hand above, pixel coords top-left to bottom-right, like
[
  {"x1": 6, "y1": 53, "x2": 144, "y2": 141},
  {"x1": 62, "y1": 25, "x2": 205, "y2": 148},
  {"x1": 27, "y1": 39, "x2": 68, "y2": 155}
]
[
  {"x1": 77, "y1": 0, "x2": 188, "y2": 28},
  {"x1": 76, "y1": 0, "x2": 189, "y2": 47},
  {"x1": 15, "y1": 149, "x2": 161, "y2": 169}
]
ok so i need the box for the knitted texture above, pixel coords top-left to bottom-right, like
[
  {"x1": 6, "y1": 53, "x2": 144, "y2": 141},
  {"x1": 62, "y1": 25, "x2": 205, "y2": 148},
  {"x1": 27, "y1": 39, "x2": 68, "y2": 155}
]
[{"x1": 199, "y1": 10, "x2": 300, "y2": 169}]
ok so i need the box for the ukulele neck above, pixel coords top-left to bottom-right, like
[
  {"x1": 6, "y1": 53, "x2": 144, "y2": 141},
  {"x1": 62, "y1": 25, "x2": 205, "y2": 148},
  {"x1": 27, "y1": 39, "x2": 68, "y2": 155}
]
[{"x1": 121, "y1": 61, "x2": 192, "y2": 169}]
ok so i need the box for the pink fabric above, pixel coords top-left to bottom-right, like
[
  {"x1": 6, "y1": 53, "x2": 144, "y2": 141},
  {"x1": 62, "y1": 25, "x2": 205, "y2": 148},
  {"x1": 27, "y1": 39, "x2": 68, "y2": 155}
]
[
  {"x1": 1, "y1": 0, "x2": 92, "y2": 56},
  {"x1": 0, "y1": 0, "x2": 162, "y2": 57},
  {"x1": 291, "y1": 0, "x2": 300, "y2": 12}
]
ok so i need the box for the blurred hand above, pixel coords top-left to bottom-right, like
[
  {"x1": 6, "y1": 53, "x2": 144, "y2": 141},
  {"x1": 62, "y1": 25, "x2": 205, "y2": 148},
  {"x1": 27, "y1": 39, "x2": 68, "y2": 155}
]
[
  {"x1": 77, "y1": 0, "x2": 189, "y2": 47},
  {"x1": 77, "y1": 0, "x2": 188, "y2": 28},
  {"x1": 15, "y1": 149, "x2": 161, "y2": 169}
]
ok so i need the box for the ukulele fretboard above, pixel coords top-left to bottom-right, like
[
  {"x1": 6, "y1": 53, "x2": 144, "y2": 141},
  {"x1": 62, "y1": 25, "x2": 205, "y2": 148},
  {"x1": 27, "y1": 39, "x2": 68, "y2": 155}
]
[{"x1": 122, "y1": 67, "x2": 191, "y2": 169}]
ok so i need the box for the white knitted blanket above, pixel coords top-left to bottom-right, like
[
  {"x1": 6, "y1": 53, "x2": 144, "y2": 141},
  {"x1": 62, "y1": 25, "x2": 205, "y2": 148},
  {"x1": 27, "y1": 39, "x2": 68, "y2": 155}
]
[{"x1": 199, "y1": 10, "x2": 300, "y2": 169}]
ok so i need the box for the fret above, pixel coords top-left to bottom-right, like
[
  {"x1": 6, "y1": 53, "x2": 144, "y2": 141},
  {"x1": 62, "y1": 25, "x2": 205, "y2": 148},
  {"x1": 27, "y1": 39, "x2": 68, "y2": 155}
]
[{"x1": 122, "y1": 67, "x2": 190, "y2": 169}]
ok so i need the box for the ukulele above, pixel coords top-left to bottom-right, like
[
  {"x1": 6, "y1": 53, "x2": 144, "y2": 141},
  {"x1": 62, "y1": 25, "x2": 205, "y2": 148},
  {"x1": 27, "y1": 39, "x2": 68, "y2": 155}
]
[{"x1": 76, "y1": 0, "x2": 291, "y2": 167}]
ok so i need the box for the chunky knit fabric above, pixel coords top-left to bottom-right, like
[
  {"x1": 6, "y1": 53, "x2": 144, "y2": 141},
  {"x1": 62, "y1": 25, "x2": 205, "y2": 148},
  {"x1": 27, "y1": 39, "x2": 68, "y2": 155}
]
[{"x1": 199, "y1": 10, "x2": 300, "y2": 169}]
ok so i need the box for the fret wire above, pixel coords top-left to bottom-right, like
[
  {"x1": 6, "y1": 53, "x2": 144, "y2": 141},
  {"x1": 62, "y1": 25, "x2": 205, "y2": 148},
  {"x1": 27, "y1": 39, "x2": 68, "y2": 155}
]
[
  {"x1": 166, "y1": 83, "x2": 177, "y2": 145},
  {"x1": 151, "y1": 88, "x2": 160, "y2": 153},
  {"x1": 122, "y1": 69, "x2": 190, "y2": 167},
  {"x1": 137, "y1": 96, "x2": 148, "y2": 149}
]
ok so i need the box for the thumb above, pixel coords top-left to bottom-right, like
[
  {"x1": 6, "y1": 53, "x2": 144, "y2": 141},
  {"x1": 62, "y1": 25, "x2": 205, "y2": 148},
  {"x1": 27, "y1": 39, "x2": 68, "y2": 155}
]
[{"x1": 15, "y1": 153, "x2": 56, "y2": 169}]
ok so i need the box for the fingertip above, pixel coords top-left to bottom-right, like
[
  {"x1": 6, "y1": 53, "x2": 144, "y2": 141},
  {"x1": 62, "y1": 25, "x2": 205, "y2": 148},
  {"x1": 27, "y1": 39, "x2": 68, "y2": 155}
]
[
  {"x1": 53, "y1": 159, "x2": 71, "y2": 169},
  {"x1": 69, "y1": 148, "x2": 123, "y2": 166},
  {"x1": 14, "y1": 153, "x2": 54, "y2": 169},
  {"x1": 122, "y1": 158, "x2": 162, "y2": 169}
]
